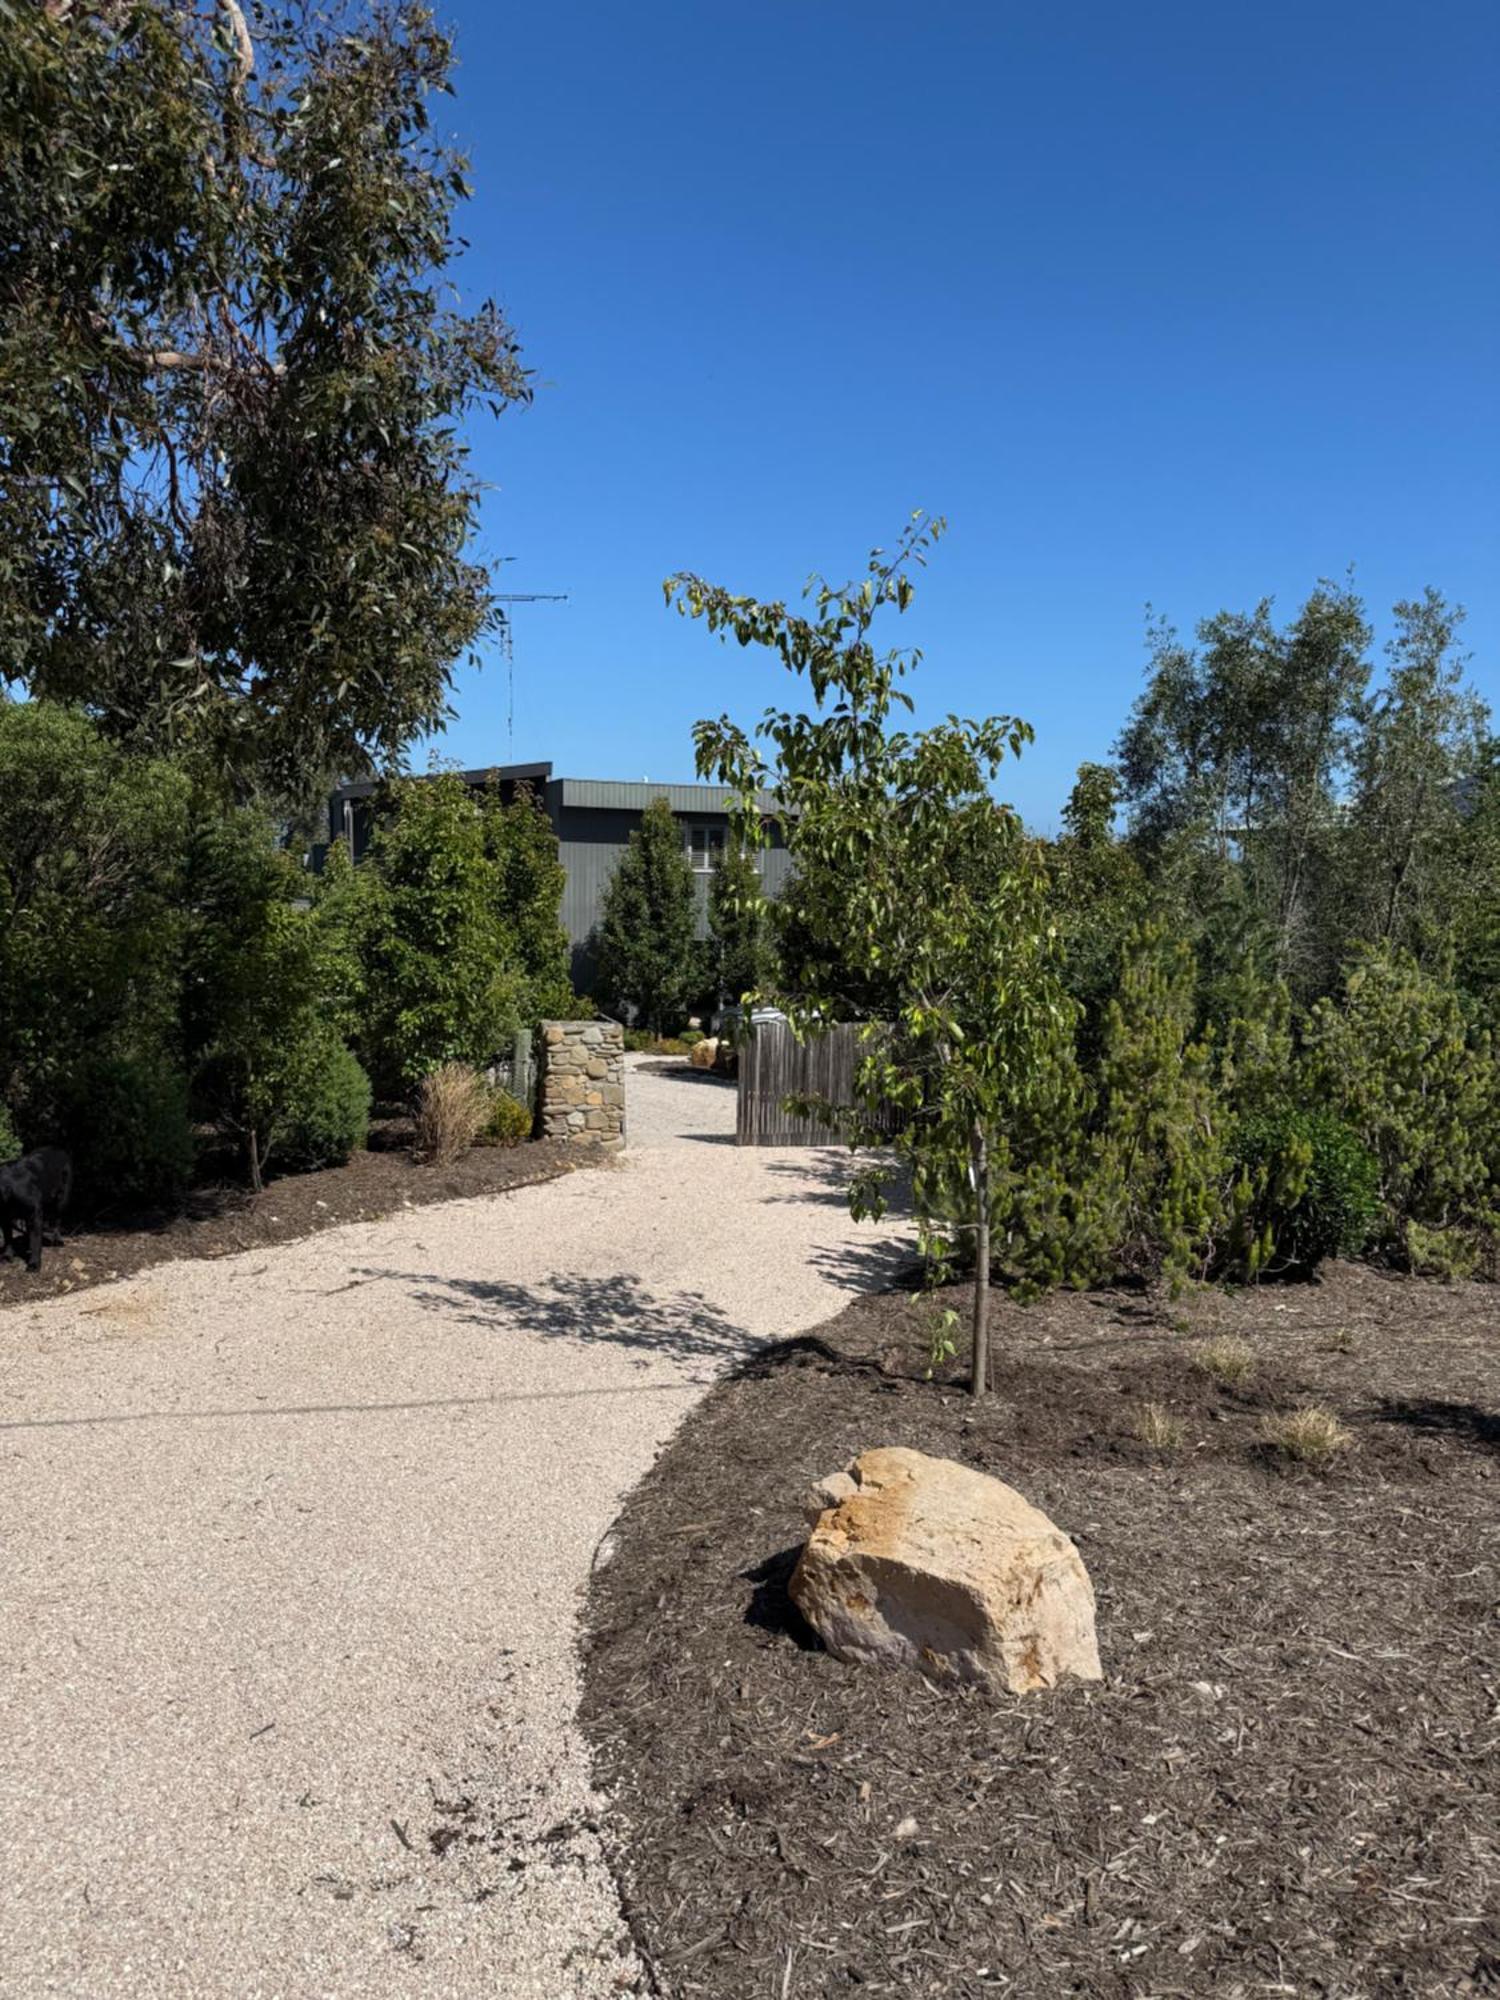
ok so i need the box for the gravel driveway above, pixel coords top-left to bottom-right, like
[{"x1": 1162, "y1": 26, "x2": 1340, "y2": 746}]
[{"x1": 0, "y1": 1058, "x2": 907, "y2": 1998}]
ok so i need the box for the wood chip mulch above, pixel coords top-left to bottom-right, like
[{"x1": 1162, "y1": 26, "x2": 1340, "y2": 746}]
[
  {"x1": 0, "y1": 1130, "x2": 603, "y2": 1308},
  {"x1": 581, "y1": 1263, "x2": 1500, "y2": 1999}
]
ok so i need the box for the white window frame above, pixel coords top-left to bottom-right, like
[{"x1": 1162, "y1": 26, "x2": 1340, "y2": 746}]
[{"x1": 685, "y1": 823, "x2": 726, "y2": 873}]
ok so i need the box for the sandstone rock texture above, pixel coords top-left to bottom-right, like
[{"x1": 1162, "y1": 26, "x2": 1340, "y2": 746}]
[
  {"x1": 790, "y1": 1446, "x2": 1102, "y2": 1698},
  {"x1": 688, "y1": 1037, "x2": 721, "y2": 1070},
  {"x1": 537, "y1": 1020, "x2": 626, "y2": 1149}
]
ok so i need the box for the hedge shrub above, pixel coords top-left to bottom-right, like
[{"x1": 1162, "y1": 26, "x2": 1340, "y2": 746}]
[
  {"x1": 57, "y1": 1051, "x2": 196, "y2": 1209},
  {"x1": 274, "y1": 1032, "x2": 371, "y2": 1172},
  {"x1": 1231, "y1": 1107, "x2": 1380, "y2": 1276}
]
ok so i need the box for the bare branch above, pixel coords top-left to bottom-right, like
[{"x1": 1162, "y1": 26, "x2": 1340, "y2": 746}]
[{"x1": 220, "y1": 0, "x2": 254, "y2": 86}]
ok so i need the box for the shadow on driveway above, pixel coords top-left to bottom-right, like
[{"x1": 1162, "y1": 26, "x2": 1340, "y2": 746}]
[{"x1": 357, "y1": 1266, "x2": 760, "y2": 1370}]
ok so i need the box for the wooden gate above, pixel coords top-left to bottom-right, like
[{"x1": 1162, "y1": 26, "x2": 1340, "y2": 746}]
[{"x1": 735, "y1": 1017, "x2": 896, "y2": 1146}]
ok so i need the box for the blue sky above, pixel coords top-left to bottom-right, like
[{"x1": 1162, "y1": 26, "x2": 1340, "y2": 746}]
[{"x1": 429, "y1": 0, "x2": 1499, "y2": 828}]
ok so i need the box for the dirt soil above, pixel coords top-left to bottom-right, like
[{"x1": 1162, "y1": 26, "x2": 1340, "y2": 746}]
[
  {"x1": 581, "y1": 1263, "x2": 1500, "y2": 2000},
  {"x1": 0, "y1": 1129, "x2": 593, "y2": 1307}
]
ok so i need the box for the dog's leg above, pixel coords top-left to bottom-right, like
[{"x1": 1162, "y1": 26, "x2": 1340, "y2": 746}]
[{"x1": 25, "y1": 1208, "x2": 42, "y2": 1273}]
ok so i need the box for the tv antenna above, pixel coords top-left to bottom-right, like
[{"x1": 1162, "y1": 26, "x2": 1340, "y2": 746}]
[{"x1": 495, "y1": 593, "x2": 567, "y2": 756}]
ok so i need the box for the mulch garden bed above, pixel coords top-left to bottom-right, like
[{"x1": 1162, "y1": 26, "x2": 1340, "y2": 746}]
[
  {"x1": 0, "y1": 1128, "x2": 599, "y2": 1308},
  {"x1": 581, "y1": 1263, "x2": 1500, "y2": 1999}
]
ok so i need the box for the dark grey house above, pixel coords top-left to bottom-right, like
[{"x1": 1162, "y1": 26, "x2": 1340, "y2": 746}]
[{"x1": 322, "y1": 761, "x2": 791, "y2": 987}]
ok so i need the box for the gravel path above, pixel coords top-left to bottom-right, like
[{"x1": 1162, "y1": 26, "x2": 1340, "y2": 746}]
[{"x1": 0, "y1": 1059, "x2": 907, "y2": 1998}]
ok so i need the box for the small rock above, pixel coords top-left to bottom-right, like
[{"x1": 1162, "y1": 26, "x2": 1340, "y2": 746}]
[
  {"x1": 801, "y1": 1470, "x2": 858, "y2": 1526},
  {"x1": 893, "y1": 1816, "x2": 919, "y2": 1842}
]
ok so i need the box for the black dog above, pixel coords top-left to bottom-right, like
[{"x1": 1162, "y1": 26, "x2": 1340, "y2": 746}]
[{"x1": 0, "y1": 1147, "x2": 72, "y2": 1274}]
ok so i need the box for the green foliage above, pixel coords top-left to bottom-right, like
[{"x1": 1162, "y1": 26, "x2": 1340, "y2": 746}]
[
  {"x1": 1301, "y1": 945, "x2": 1496, "y2": 1259},
  {"x1": 485, "y1": 787, "x2": 573, "y2": 1020},
  {"x1": 1229, "y1": 1108, "x2": 1379, "y2": 1276},
  {"x1": 707, "y1": 842, "x2": 775, "y2": 1009},
  {"x1": 0, "y1": 0, "x2": 529, "y2": 800},
  {"x1": 479, "y1": 1089, "x2": 533, "y2": 1147},
  {"x1": 1050, "y1": 762, "x2": 1150, "y2": 1060},
  {"x1": 309, "y1": 839, "x2": 368, "y2": 1044},
  {"x1": 0, "y1": 1104, "x2": 17, "y2": 1160},
  {"x1": 678, "y1": 515, "x2": 1076, "y2": 1391},
  {"x1": 1403, "y1": 1222, "x2": 1480, "y2": 1282},
  {"x1": 355, "y1": 773, "x2": 525, "y2": 1095},
  {"x1": 275, "y1": 1031, "x2": 371, "y2": 1171},
  {"x1": 592, "y1": 797, "x2": 703, "y2": 1038},
  {"x1": 1088, "y1": 926, "x2": 1226, "y2": 1288},
  {"x1": 1116, "y1": 582, "x2": 1370, "y2": 997},
  {"x1": 0, "y1": 703, "x2": 191, "y2": 1120},
  {"x1": 1347, "y1": 592, "x2": 1485, "y2": 958},
  {"x1": 323, "y1": 775, "x2": 572, "y2": 1096},
  {"x1": 55, "y1": 1050, "x2": 196, "y2": 1209},
  {"x1": 184, "y1": 808, "x2": 357, "y2": 1187}
]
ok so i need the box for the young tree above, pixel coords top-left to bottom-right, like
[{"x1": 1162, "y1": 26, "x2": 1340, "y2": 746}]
[
  {"x1": 706, "y1": 841, "x2": 774, "y2": 1009},
  {"x1": 592, "y1": 798, "x2": 702, "y2": 1036},
  {"x1": 184, "y1": 809, "x2": 369, "y2": 1189},
  {"x1": 0, "y1": 1, "x2": 529, "y2": 803},
  {"x1": 354, "y1": 773, "x2": 522, "y2": 1095},
  {"x1": 674, "y1": 516, "x2": 1076, "y2": 1395},
  {"x1": 484, "y1": 786, "x2": 573, "y2": 1021}
]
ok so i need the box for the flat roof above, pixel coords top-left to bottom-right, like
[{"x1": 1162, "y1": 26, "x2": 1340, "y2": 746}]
[{"x1": 331, "y1": 761, "x2": 553, "y2": 800}]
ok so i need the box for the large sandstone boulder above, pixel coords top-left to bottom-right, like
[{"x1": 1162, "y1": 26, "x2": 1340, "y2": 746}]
[
  {"x1": 688, "y1": 1036, "x2": 720, "y2": 1069},
  {"x1": 790, "y1": 1446, "x2": 1102, "y2": 1698}
]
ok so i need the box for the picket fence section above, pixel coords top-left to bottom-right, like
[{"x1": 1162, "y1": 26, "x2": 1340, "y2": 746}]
[{"x1": 736, "y1": 1016, "x2": 898, "y2": 1146}]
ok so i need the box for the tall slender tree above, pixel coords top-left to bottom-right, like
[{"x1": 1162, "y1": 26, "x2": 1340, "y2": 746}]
[{"x1": 592, "y1": 798, "x2": 701, "y2": 1037}]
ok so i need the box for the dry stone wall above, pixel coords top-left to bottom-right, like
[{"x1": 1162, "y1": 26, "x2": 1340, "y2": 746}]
[{"x1": 538, "y1": 1019, "x2": 626, "y2": 1149}]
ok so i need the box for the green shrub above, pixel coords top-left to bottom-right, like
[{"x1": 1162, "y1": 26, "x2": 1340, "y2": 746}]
[
  {"x1": 276, "y1": 1033, "x2": 371, "y2": 1171},
  {"x1": 355, "y1": 773, "x2": 562, "y2": 1095},
  {"x1": 1404, "y1": 1222, "x2": 1479, "y2": 1281},
  {"x1": 679, "y1": 1027, "x2": 704, "y2": 1047},
  {"x1": 478, "y1": 1089, "x2": 532, "y2": 1147},
  {"x1": 1301, "y1": 946, "x2": 1496, "y2": 1258},
  {"x1": 1230, "y1": 1108, "x2": 1380, "y2": 1276},
  {"x1": 58, "y1": 1052, "x2": 196, "y2": 1209},
  {"x1": 0, "y1": 1104, "x2": 19, "y2": 1159}
]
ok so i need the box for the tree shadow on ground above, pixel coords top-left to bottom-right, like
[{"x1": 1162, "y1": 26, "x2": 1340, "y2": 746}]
[
  {"x1": 757, "y1": 1152, "x2": 915, "y2": 1218},
  {"x1": 1374, "y1": 1397, "x2": 1500, "y2": 1456},
  {"x1": 355, "y1": 1266, "x2": 760, "y2": 1371},
  {"x1": 804, "y1": 1233, "x2": 921, "y2": 1294}
]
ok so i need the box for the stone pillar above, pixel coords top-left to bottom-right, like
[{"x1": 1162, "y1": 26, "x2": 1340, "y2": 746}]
[{"x1": 537, "y1": 1019, "x2": 626, "y2": 1150}]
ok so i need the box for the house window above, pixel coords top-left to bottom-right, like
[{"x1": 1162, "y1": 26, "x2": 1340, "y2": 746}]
[{"x1": 686, "y1": 824, "x2": 725, "y2": 873}]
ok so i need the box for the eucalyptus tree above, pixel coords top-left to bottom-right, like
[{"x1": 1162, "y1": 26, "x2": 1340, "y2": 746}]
[
  {"x1": 1, "y1": 0, "x2": 528, "y2": 802},
  {"x1": 1346, "y1": 591, "x2": 1487, "y2": 958},
  {"x1": 1117, "y1": 582, "x2": 1371, "y2": 994}
]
